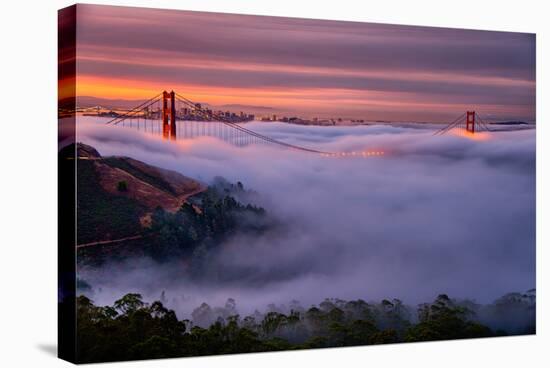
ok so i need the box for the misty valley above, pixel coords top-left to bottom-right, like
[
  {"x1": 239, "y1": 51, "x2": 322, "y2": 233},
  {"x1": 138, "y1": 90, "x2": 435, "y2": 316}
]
[{"x1": 69, "y1": 119, "x2": 536, "y2": 362}]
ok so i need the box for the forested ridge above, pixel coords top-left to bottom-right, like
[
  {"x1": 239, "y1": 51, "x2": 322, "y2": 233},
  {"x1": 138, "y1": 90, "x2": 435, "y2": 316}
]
[
  {"x1": 74, "y1": 291, "x2": 535, "y2": 363},
  {"x1": 78, "y1": 177, "x2": 270, "y2": 266}
]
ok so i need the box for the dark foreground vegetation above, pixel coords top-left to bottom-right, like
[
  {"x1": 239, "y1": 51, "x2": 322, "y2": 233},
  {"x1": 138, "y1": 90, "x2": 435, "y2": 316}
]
[
  {"x1": 75, "y1": 290, "x2": 535, "y2": 363},
  {"x1": 146, "y1": 181, "x2": 269, "y2": 263}
]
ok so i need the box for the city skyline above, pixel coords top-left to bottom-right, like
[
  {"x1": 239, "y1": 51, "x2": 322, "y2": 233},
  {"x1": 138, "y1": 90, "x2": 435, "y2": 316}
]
[{"x1": 63, "y1": 4, "x2": 536, "y2": 122}]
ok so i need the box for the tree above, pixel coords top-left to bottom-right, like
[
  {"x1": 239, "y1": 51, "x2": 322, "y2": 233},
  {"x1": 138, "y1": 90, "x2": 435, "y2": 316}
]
[
  {"x1": 72, "y1": 292, "x2": 511, "y2": 363},
  {"x1": 192, "y1": 303, "x2": 215, "y2": 328},
  {"x1": 405, "y1": 294, "x2": 492, "y2": 342},
  {"x1": 117, "y1": 180, "x2": 128, "y2": 192},
  {"x1": 114, "y1": 293, "x2": 145, "y2": 314}
]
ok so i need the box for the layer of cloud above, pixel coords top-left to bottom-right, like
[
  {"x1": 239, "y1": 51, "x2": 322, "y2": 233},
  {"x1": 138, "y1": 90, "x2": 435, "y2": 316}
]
[{"x1": 76, "y1": 117, "x2": 536, "y2": 318}]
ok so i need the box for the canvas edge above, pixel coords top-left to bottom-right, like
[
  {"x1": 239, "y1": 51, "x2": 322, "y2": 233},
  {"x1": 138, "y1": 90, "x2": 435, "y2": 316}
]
[{"x1": 58, "y1": 3, "x2": 77, "y2": 364}]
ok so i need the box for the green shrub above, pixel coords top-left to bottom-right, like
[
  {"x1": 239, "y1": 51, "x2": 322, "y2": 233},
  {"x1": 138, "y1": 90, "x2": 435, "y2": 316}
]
[{"x1": 117, "y1": 180, "x2": 128, "y2": 192}]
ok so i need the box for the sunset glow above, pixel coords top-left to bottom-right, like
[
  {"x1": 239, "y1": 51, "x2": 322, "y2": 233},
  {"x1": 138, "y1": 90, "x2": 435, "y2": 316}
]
[{"x1": 63, "y1": 4, "x2": 536, "y2": 123}]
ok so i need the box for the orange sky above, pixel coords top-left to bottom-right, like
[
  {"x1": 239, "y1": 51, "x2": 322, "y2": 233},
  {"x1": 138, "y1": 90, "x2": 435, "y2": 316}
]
[{"x1": 62, "y1": 4, "x2": 536, "y2": 122}]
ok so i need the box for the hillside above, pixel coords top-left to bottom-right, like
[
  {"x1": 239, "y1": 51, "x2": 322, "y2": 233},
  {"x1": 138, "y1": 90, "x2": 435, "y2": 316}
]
[{"x1": 72, "y1": 143, "x2": 205, "y2": 245}]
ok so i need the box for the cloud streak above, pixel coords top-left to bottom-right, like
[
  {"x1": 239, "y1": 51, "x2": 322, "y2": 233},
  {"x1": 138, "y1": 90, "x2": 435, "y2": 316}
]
[{"x1": 66, "y1": 4, "x2": 536, "y2": 122}]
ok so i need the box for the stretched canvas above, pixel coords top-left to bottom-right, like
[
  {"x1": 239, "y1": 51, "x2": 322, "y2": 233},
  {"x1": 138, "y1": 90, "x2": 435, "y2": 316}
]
[{"x1": 58, "y1": 4, "x2": 536, "y2": 364}]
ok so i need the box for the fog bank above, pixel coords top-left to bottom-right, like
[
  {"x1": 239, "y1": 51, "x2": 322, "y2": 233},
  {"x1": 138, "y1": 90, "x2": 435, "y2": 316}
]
[{"x1": 76, "y1": 117, "x2": 536, "y2": 319}]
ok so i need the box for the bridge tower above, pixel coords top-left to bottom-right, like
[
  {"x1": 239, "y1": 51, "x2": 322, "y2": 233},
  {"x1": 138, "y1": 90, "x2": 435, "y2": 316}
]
[
  {"x1": 162, "y1": 90, "x2": 176, "y2": 139},
  {"x1": 466, "y1": 111, "x2": 475, "y2": 133}
]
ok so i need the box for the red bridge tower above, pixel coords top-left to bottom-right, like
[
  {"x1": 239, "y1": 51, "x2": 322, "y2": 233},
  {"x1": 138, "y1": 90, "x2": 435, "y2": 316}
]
[
  {"x1": 162, "y1": 90, "x2": 176, "y2": 139},
  {"x1": 466, "y1": 111, "x2": 475, "y2": 133}
]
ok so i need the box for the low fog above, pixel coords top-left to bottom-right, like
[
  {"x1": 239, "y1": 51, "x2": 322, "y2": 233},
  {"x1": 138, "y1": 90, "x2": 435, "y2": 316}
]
[{"x1": 76, "y1": 117, "x2": 535, "y2": 321}]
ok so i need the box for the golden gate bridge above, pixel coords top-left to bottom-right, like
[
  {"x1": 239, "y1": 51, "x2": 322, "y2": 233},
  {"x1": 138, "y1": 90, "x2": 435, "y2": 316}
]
[
  {"x1": 103, "y1": 90, "x2": 492, "y2": 156},
  {"x1": 433, "y1": 111, "x2": 492, "y2": 136}
]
